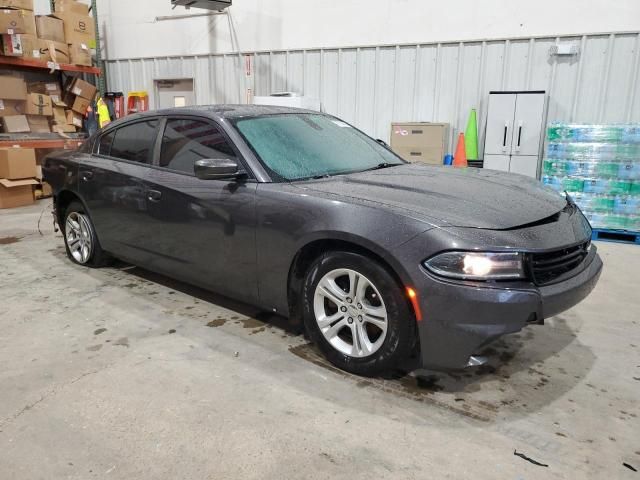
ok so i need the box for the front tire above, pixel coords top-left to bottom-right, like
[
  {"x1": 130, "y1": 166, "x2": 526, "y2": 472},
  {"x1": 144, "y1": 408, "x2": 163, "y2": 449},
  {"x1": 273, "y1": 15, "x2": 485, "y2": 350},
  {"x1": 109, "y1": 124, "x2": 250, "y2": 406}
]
[
  {"x1": 302, "y1": 251, "x2": 414, "y2": 376},
  {"x1": 62, "y1": 201, "x2": 110, "y2": 267}
]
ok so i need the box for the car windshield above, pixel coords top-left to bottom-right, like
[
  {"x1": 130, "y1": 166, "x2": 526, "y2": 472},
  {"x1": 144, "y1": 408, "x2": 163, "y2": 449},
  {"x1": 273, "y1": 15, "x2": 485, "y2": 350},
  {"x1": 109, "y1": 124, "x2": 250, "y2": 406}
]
[{"x1": 234, "y1": 113, "x2": 404, "y2": 181}]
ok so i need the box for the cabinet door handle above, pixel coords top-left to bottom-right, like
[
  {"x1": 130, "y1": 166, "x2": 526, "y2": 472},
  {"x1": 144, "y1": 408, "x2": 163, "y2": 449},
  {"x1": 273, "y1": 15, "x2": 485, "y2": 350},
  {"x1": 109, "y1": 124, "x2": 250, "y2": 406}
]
[
  {"x1": 503, "y1": 123, "x2": 508, "y2": 148},
  {"x1": 516, "y1": 122, "x2": 523, "y2": 151}
]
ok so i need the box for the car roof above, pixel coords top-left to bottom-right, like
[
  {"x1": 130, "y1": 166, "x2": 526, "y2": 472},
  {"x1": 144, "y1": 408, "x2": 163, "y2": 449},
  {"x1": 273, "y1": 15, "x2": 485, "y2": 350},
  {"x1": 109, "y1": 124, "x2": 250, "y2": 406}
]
[{"x1": 119, "y1": 104, "x2": 321, "y2": 125}]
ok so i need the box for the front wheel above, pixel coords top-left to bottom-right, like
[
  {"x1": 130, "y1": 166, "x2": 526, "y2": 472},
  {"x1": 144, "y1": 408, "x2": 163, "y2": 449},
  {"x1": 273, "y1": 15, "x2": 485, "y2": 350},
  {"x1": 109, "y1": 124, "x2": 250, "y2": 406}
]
[
  {"x1": 62, "y1": 201, "x2": 111, "y2": 267},
  {"x1": 302, "y1": 251, "x2": 415, "y2": 376}
]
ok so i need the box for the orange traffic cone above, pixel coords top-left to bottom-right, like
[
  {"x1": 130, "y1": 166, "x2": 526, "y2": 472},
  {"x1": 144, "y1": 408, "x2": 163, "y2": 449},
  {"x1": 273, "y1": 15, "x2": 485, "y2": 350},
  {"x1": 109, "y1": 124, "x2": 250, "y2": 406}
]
[{"x1": 453, "y1": 132, "x2": 468, "y2": 167}]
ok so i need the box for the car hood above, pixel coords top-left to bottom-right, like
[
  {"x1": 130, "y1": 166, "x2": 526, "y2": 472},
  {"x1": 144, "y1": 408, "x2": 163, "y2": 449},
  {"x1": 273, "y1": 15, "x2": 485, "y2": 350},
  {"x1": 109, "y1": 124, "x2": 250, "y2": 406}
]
[{"x1": 293, "y1": 163, "x2": 567, "y2": 229}]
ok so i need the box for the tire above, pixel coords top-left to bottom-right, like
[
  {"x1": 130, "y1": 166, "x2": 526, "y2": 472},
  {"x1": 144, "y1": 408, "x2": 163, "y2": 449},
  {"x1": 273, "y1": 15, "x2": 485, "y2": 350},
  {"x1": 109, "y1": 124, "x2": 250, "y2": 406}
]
[
  {"x1": 62, "y1": 201, "x2": 111, "y2": 267},
  {"x1": 302, "y1": 251, "x2": 414, "y2": 376}
]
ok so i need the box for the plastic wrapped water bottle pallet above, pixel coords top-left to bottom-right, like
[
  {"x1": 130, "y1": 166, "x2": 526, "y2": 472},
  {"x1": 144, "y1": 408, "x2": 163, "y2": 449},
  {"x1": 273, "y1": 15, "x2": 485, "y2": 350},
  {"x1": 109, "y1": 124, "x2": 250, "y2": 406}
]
[{"x1": 591, "y1": 229, "x2": 640, "y2": 245}]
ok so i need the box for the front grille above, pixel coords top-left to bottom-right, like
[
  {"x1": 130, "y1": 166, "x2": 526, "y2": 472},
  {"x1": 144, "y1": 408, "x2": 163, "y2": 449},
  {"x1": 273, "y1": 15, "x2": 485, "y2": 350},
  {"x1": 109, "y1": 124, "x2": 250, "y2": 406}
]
[{"x1": 530, "y1": 241, "x2": 590, "y2": 285}]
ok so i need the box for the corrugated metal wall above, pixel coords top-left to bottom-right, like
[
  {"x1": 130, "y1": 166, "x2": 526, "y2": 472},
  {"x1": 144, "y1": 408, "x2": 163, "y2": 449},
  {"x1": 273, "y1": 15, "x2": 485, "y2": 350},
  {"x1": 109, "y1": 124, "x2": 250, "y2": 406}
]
[{"x1": 105, "y1": 32, "x2": 640, "y2": 155}]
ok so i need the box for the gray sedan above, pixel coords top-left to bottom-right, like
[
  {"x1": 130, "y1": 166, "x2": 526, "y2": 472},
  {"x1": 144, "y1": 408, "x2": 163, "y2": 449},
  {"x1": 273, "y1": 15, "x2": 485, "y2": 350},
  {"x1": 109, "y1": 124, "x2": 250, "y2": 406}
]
[{"x1": 43, "y1": 105, "x2": 603, "y2": 376}]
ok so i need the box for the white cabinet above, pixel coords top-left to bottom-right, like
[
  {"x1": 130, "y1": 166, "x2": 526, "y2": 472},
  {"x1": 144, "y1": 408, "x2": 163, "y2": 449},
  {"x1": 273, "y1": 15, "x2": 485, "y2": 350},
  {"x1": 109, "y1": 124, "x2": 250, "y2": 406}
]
[{"x1": 484, "y1": 91, "x2": 547, "y2": 178}]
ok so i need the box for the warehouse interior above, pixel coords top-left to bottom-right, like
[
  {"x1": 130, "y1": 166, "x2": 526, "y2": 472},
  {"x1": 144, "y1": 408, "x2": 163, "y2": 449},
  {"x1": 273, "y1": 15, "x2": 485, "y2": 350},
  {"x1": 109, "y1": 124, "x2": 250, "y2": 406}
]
[{"x1": 1, "y1": 0, "x2": 640, "y2": 478}]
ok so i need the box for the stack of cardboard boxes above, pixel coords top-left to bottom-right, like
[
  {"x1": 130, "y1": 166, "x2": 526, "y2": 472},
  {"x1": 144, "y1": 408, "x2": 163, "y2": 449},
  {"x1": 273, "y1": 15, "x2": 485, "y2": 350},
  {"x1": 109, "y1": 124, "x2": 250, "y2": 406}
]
[
  {"x1": 62, "y1": 76, "x2": 96, "y2": 130},
  {"x1": 0, "y1": 71, "x2": 92, "y2": 133},
  {"x1": 0, "y1": 147, "x2": 38, "y2": 209},
  {"x1": 0, "y1": 0, "x2": 93, "y2": 66},
  {"x1": 0, "y1": 0, "x2": 38, "y2": 59}
]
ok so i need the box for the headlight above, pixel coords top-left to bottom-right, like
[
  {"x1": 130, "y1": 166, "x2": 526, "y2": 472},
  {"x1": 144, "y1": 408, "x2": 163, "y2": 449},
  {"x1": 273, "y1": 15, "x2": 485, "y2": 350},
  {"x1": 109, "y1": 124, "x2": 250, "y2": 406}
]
[{"x1": 424, "y1": 251, "x2": 525, "y2": 280}]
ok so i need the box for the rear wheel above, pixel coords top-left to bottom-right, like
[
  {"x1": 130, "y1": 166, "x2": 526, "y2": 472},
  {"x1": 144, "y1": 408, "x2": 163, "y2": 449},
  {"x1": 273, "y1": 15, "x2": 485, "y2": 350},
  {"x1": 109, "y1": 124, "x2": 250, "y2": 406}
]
[
  {"x1": 302, "y1": 251, "x2": 414, "y2": 376},
  {"x1": 62, "y1": 201, "x2": 111, "y2": 267}
]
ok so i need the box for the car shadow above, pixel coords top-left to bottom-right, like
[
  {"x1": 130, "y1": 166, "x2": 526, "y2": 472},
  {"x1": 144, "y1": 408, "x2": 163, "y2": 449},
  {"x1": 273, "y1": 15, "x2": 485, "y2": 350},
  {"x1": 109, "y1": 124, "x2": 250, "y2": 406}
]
[
  {"x1": 113, "y1": 261, "x2": 300, "y2": 336},
  {"x1": 108, "y1": 260, "x2": 595, "y2": 422}
]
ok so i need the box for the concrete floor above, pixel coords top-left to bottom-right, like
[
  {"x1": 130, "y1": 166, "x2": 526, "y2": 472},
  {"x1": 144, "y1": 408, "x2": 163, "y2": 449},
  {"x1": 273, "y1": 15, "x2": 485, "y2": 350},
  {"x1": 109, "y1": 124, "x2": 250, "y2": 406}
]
[{"x1": 1, "y1": 200, "x2": 639, "y2": 480}]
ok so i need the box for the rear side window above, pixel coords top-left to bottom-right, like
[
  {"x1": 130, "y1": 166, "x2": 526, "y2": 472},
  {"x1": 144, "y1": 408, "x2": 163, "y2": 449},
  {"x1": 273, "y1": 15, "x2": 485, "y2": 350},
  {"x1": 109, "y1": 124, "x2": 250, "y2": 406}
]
[
  {"x1": 109, "y1": 120, "x2": 159, "y2": 164},
  {"x1": 159, "y1": 119, "x2": 237, "y2": 174},
  {"x1": 97, "y1": 130, "x2": 114, "y2": 155}
]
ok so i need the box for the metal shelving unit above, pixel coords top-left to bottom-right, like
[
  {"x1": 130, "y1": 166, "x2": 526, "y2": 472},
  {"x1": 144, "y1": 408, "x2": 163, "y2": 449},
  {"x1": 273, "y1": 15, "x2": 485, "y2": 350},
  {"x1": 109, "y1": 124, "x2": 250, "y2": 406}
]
[{"x1": 0, "y1": 56, "x2": 101, "y2": 76}]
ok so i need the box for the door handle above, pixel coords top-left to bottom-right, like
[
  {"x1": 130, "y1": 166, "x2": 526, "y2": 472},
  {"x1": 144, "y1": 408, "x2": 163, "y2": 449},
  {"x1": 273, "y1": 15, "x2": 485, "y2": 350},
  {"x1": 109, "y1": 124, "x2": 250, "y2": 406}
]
[
  {"x1": 503, "y1": 122, "x2": 509, "y2": 151},
  {"x1": 516, "y1": 122, "x2": 523, "y2": 151},
  {"x1": 81, "y1": 170, "x2": 94, "y2": 182},
  {"x1": 147, "y1": 190, "x2": 162, "y2": 202}
]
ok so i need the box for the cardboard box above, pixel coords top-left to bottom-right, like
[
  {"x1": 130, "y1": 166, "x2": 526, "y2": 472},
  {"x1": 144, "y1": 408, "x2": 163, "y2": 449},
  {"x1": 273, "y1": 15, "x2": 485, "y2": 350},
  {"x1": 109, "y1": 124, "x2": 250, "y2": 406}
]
[
  {"x1": 0, "y1": 74, "x2": 27, "y2": 100},
  {"x1": 51, "y1": 122, "x2": 75, "y2": 133},
  {"x1": 0, "y1": 0, "x2": 34, "y2": 10},
  {"x1": 0, "y1": 178, "x2": 36, "y2": 209},
  {"x1": 28, "y1": 81, "x2": 62, "y2": 98},
  {"x1": 66, "y1": 109, "x2": 82, "y2": 127},
  {"x1": 52, "y1": 11, "x2": 94, "y2": 47},
  {"x1": 65, "y1": 77, "x2": 96, "y2": 100},
  {"x1": 1, "y1": 114, "x2": 29, "y2": 132},
  {"x1": 0, "y1": 32, "x2": 21, "y2": 55},
  {"x1": 52, "y1": 99, "x2": 67, "y2": 124},
  {"x1": 0, "y1": 98, "x2": 25, "y2": 116},
  {"x1": 0, "y1": 8, "x2": 28, "y2": 34},
  {"x1": 34, "y1": 181, "x2": 52, "y2": 199},
  {"x1": 25, "y1": 93, "x2": 52, "y2": 116},
  {"x1": 35, "y1": 15, "x2": 64, "y2": 42},
  {"x1": 54, "y1": 0, "x2": 89, "y2": 15},
  {"x1": 38, "y1": 38, "x2": 69, "y2": 63},
  {"x1": 22, "y1": 9, "x2": 34, "y2": 33},
  {"x1": 68, "y1": 96, "x2": 89, "y2": 115},
  {"x1": 0, "y1": 147, "x2": 36, "y2": 179},
  {"x1": 68, "y1": 42, "x2": 91, "y2": 66},
  {"x1": 26, "y1": 114, "x2": 50, "y2": 132},
  {"x1": 19, "y1": 32, "x2": 38, "y2": 58},
  {"x1": 390, "y1": 122, "x2": 449, "y2": 165}
]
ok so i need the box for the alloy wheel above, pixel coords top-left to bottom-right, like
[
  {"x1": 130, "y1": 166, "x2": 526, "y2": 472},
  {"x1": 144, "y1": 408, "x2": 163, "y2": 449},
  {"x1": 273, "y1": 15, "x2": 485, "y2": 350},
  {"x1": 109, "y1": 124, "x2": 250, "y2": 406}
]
[
  {"x1": 65, "y1": 212, "x2": 94, "y2": 264},
  {"x1": 313, "y1": 268, "x2": 388, "y2": 358}
]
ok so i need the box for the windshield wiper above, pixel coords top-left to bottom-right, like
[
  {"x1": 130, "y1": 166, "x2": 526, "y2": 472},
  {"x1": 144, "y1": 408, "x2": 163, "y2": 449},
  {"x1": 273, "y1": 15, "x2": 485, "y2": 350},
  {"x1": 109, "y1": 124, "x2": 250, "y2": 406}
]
[{"x1": 361, "y1": 162, "x2": 399, "y2": 172}]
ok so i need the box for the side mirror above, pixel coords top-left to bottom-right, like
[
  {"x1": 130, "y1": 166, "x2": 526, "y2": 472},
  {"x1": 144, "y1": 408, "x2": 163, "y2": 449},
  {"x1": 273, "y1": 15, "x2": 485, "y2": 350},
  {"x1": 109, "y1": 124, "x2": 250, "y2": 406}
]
[{"x1": 194, "y1": 158, "x2": 242, "y2": 180}]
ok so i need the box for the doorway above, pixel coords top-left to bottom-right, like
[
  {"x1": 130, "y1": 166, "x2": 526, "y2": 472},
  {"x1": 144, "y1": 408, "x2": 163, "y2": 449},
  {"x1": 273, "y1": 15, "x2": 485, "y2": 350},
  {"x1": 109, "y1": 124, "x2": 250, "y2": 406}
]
[{"x1": 155, "y1": 79, "x2": 195, "y2": 109}]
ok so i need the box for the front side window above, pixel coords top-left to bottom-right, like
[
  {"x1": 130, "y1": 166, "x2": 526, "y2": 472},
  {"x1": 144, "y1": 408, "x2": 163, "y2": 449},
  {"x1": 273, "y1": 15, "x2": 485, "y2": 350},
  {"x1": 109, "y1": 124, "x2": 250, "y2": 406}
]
[
  {"x1": 109, "y1": 120, "x2": 158, "y2": 164},
  {"x1": 234, "y1": 114, "x2": 404, "y2": 181},
  {"x1": 159, "y1": 119, "x2": 237, "y2": 175}
]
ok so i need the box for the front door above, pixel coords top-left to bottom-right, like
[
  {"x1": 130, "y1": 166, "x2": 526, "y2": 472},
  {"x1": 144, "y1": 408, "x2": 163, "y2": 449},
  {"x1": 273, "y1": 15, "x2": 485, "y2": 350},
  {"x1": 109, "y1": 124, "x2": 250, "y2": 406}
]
[
  {"x1": 80, "y1": 119, "x2": 161, "y2": 265},
  {"x1": 142, "y1": 117, "x2": 258, "y2": 303}
]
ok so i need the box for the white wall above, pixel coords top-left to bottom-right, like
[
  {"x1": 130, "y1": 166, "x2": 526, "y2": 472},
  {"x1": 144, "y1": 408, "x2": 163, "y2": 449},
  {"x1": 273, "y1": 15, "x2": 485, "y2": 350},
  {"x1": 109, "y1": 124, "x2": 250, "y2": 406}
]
[{"x1": 93, "y1": 0, "x2": 640, "y2": 60}]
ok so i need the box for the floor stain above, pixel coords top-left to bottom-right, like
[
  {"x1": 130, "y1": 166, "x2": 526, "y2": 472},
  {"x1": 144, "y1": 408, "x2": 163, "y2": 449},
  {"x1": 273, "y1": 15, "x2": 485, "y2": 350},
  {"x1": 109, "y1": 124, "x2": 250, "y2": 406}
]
[
  {"x1": 113, "y1": 337, "x2": 129, "y2": 347},
  {"x1": 86, "y1": 344, "x2": 103, "y2": 352},
  {"x1": 94, "y1": 328, "x2": 107, "y2": 335},
  {"x1": 0, "y1": 236, "x2": 21, "y2": 245},
  {"x1": 206, "y1": 319, "x2": 227, "y2": 328},
  {"x1": 288, "y1": 343, "x2": 490, "y2": 422}
]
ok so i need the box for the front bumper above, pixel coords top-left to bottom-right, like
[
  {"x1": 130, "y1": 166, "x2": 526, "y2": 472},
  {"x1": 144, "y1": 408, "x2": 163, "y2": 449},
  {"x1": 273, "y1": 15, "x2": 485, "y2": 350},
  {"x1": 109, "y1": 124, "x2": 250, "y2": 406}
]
[{"x1": 415, "y1": 247, "x2": 603, "y2": 371}]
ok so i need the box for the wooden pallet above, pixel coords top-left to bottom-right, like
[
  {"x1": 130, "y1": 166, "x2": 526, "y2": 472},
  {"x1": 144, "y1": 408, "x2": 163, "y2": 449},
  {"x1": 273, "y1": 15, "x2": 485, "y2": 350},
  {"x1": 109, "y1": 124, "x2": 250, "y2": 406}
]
[{"x1": 592, "y1": 229, "x2": 640, "y2": 245}]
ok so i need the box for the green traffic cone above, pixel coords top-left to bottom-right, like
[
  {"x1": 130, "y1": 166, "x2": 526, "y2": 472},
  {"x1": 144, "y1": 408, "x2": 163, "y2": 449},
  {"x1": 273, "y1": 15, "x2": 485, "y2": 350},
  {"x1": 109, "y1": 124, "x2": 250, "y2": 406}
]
[{"x1": 465, "y1": 109, "x2": 479, "y2": 161}]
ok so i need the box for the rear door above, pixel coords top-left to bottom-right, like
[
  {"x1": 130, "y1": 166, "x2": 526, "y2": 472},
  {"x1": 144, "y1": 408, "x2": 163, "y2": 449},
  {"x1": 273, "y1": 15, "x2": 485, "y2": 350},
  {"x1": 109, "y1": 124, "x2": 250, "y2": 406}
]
[
  {"x1": 79, "y1": 118, "x2": 161, "y2": 265},
  {"x1": 142, "y1": 116, "x2": 259, "y2": 303}
]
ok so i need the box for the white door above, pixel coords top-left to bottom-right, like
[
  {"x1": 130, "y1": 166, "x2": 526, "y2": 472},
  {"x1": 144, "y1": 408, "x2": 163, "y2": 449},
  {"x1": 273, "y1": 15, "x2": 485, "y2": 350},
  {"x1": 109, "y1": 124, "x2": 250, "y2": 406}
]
[
  {"x1": 513, "y1": 93, "x2": 545, "y2": 157},
  {"x1": 155, "y1": 79, "x2": 195, "y2": 109},
  {"x1": 484, "y1": 94, "x2": 516, "y2": 155},
  {"x1": 484, "y1": 154, "x2": 511, "y2": 173},
  {"x1": 509, "y1": 155, "x2": 539, "y2": 178}
]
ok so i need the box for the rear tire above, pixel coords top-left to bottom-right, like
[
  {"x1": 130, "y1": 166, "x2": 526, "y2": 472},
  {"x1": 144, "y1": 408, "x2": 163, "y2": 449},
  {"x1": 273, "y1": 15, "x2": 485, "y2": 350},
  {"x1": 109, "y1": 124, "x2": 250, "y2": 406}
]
[
  {"x1": 62, "y1": 201, "x2": 111, "y2": 267},
  {"x1": 302, "y1": 251, "x2": 414, "y2": 376}
]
